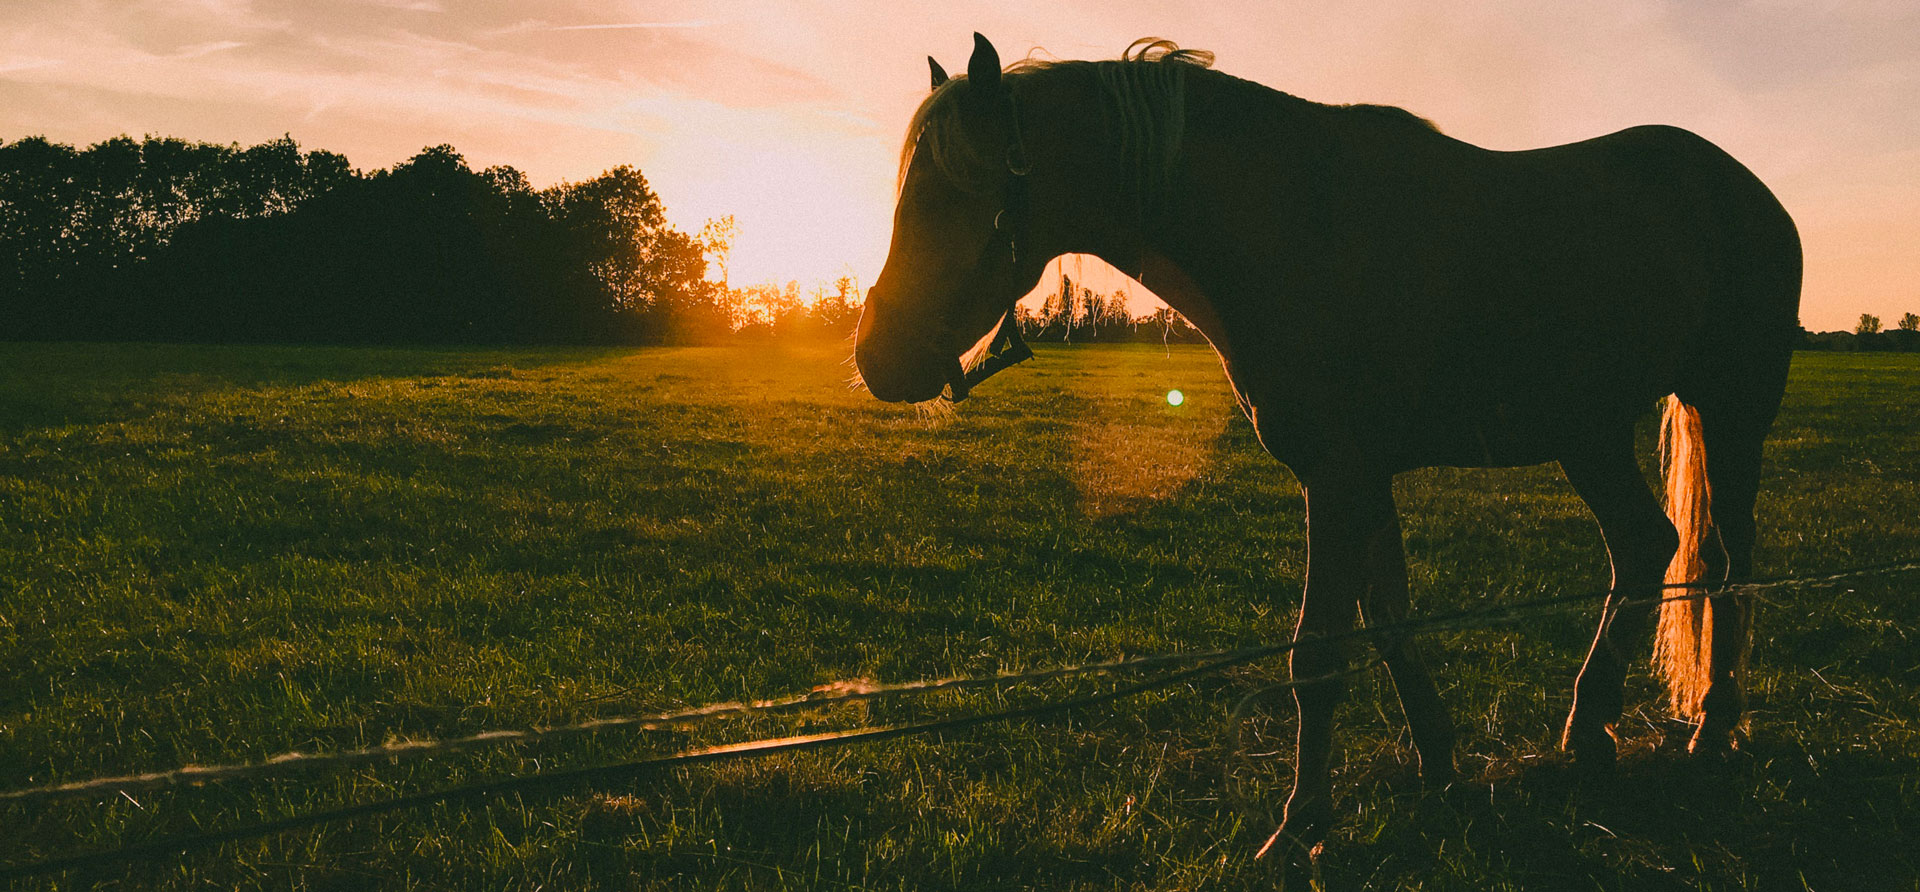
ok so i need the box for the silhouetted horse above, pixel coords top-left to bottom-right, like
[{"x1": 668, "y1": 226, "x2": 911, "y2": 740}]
[{"x1": 855, "y1": 35, "x2": 1801, "y2": 863}]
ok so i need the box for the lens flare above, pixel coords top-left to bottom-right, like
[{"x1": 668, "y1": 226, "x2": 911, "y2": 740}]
[{"x1": 1167, "y1": 389, "x2": 1184, "y2": 406}]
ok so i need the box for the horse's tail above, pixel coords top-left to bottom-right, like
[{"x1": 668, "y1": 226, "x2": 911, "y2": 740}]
[{"x1": 1653, "y1": 394, "x2": 1716, "y2": 720}]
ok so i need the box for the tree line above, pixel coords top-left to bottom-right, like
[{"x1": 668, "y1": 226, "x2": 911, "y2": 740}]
[
  {"x1": 1798, "y1": 313, "x2": 1920, "y2": 352},
  {"x1": 1017, "y1": 274, "x2": 1206, "y2": 344},
  {"x1": 0, "y1": 134, "x2": 860, "y2": 345}
]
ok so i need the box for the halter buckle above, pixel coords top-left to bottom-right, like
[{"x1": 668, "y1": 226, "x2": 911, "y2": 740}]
[{"x1": 1005, "y1": 145, "x2": 1031, "y2": 177}]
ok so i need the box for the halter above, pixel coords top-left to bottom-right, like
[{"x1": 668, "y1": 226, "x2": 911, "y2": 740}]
[
  {"x1": 992, "y1": 92, "x2": 1033, "y2": 265},
  {"x1": 947, "y1": 92, "x2": 1036, "y2": 402}
]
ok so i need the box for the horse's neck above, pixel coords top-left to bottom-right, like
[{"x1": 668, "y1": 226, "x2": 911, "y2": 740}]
[
  {"x1": 1035, "y1": 68, "x2": 1331, "y2": 364},
  {"x1": 1091, "y1": 75, "x2": 1302, "y2": 365},
  {"x1": 1134, "y1": 248, "x2": 1232, "y2": 364},
  {"x1": 1106, "y1": 76, "x2": 1342, "y2": 369}
]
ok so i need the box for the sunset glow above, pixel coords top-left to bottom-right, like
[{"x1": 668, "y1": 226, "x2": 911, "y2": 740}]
[{"x1": 3, "y1": 1, "x2": 1915, "y2": 329}]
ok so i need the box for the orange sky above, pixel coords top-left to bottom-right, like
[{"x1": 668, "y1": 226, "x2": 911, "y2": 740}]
[{"x1": 3, "y1": 1, "x2": 1915, "y2": 330}]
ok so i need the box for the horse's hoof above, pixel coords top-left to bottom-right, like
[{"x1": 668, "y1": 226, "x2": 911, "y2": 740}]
[
  {"x1": 1658, "y1": 718, "x2": 1697, "y2": 752},
  {"x1": 1562, "y1": 722, "x2": 1618, "y2": 770},
  {"x1": 1420, "y1": 761, "x2": 1458, "y2": 792},
  {"x1": 1688, "y1": 734, "x2": 1727, "y2": 755},
  {"x1": 1256, "y1": 823, "x2": 1321, "y2": 859},
  {"x1": 1686, "y1": 733, "x2": 1749, "y2": 773},
  {"x1": 1688, "y1": 717, "x2": 1746, "y2": 756},
  {"x1": 1256, "y1": 827, "x2": 1323, "y2": 891}
]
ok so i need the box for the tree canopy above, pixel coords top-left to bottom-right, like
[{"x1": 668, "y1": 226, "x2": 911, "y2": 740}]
[{"x1": 1, "y1": 135, "x2": 727, "y2": 344}]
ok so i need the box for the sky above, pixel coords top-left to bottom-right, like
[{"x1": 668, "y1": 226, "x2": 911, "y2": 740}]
[{"x1": 2, "y1": 0, "x2": 1915, "y2": 331}]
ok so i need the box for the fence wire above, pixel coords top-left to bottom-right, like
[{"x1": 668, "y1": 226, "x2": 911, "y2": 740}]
[{"x1": 2, "y1": 557, "x2": 1916, "y2": 880}]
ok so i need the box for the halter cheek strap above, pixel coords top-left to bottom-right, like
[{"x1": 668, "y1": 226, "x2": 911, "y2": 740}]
[
  {"x1": 993, "y1": 93, "x2": 1032, "y2": 266},
  {"x1": 947, "y1": 92, "x2": 1038, "y2": 403},
  {"x1": 947, "y1": 309, "x2": 1034, "y2": 402}
]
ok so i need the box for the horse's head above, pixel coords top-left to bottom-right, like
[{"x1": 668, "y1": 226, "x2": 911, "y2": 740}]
[{"x1": 855, "y1": 33, "x2": 1043, "y2": 404}]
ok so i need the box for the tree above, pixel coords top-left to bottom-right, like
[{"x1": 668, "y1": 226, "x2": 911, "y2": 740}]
[
  {"x1": 1856, "y1": 314, "x2": 1882, "y2": 335},
  {"x1": 545, "y1": 166, "x2": 668, "y2": 317},
  {"x1": 1141, "y1": 305, "x2": 1206, "y2": 344},
  {"x1": 1899, "y1": 312, "x2": 1918, "y2": 332},
  {"x1": 0, "y1": 136, "x2": 83, "y2": 337},
  {"x1": 230, "y1": 135, "x2": 310, "y2": 217},
  {"x1": 699, "y1": 215, "x2": 737, "y2": 289},
  {"x1": 544, "y1": 165, "x2": 715, "y2": 341},
  {"x1": 1036, "y1": 289, "x2": 1063, "y2": 332},
  {"x1": 810, "y1": 274, "x2": 861, "y2": 339},
  {"x1": 138, "y1": 142, "x2": 569, "y2": 344}
]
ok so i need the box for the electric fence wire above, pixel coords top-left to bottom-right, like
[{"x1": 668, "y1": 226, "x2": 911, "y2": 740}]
[{"x1": 2, "y1": 557, "x2": 1915, "y2": 880}]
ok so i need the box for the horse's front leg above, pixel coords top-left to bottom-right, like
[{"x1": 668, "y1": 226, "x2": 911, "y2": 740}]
[
  {"x1": 1264, "y1": 472, "x2": 1391, "y2": 858},
  {"x1": 1359, "y1": 504, "x2": 1455, "y2": 787}
]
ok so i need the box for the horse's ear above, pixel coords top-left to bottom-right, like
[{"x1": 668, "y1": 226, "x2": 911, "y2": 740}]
[
  {"x1": 967, "y1": 32, "x2": 1001, "y2": 94},
  {"x1": 928, "y1": 56, "x2": 948, "y2": 89}
]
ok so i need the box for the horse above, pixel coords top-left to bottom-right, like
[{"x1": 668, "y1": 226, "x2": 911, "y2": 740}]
[{"x1": 853, "y1": 34, "x2": 1802, "y2": 863}]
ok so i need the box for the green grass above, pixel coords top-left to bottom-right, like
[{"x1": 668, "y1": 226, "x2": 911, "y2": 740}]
[{"x1": 1, "y1": 343, "x2": 1915, "y2": 891}]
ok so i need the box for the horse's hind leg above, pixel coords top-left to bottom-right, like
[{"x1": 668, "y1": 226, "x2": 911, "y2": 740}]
[
  {"x1": 1560, "y1": 425, "x2": 1679, "y2": 766},
  {"x1": 1357, "y1": 508, "x2": 1455, "y2": 785},
  {"x1": 1687, "y1": 398, "x2": 1777, "y2": 754}
]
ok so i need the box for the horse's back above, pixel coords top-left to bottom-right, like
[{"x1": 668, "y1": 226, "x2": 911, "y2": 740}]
[
  {"x1": 1182, "y1": 92, "x2": 1801, "y2": 472},
  {"x1": 1287, "y1": 123, "x2": 1798, "y2": 470},
  {"x1": 1428, "y1": 127, "x2": 1801, "y2": 462},
  {"x1": 1512, "y1": 124, "x2": 1802, "y2": 411},
  {"x1": 1507, "y1": 123, "x2": 1799, "y2": 305}
]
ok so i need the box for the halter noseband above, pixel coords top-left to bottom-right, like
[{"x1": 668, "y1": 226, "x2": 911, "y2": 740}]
[{"x1": 948, "y1": 92, "x2": 1036, "y2": 402}]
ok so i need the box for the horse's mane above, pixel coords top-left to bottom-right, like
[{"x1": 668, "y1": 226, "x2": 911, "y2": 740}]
[
  {"x1": 1337, "y1": 103, "x2": 1442, "y2": 132},
  {"x1": 898, "y1": 38, "x2": 1215, "y2": 211}
]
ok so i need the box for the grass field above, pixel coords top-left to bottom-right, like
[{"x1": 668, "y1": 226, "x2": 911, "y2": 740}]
[{"x1": 1, "y1": 342, "x2": 1916, "y2": 891}]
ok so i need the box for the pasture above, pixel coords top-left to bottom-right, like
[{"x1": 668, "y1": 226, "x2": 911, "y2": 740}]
[{"x1": 1, "y1": 342, "x2": 1916, "y2": 890}]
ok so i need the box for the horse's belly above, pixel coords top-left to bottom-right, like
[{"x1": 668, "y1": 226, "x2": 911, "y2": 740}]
[
  {"x1": 1246, "y1": 376, "x2": 1599, "y2": 474},
  {"x1": 1396, "y1": 400, "x2": 1566, "y2": 470},
  {"x1": 1388, "y1": 365, "x2": 1667, "y2": 470}
]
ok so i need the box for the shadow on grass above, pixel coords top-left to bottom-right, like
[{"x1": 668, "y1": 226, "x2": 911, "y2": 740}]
[
  {"x1": 0, "y1": 341, "x2": 626, "y2": 433},
  {"x1": 1336, "y1": 734, "x2": 1920, "y2": 891}
]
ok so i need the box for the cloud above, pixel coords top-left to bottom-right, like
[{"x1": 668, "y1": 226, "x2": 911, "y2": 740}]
[
  {"x1": 545, "y1": 21, "x2": 718, "y2": 32},
  {"x1": 171, "y1": 40, "x2": 247, "y2": 59},
  {"x1": 0, "y1": 57, "x2": 62, "y2": 75},
  {"x1": 475, "y1": 18, "x2": 718, "y2": 39}
]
